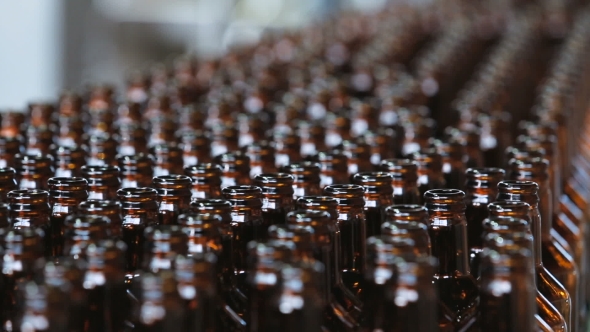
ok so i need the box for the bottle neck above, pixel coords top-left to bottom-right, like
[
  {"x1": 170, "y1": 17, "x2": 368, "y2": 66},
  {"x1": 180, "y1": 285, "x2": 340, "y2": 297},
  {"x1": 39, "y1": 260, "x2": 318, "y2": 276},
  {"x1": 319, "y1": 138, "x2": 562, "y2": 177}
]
[
  {"x1": 427, "y1": 210, "x2": 470, "y2": 277},
  {"x1": 336, "y1": 205, "x2": 366, "y2": 274}
]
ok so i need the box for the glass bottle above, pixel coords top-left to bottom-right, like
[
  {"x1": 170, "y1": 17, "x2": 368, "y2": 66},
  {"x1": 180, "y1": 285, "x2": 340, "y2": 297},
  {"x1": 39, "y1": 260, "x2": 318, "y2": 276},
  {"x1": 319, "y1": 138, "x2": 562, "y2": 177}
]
[
  {"x1": 362, "y1": 236, "x2": 438, "y2": 332},
  {"x1": 497, "y1": 180, "x2": 573, "y2": 329},
  {"x1": 15, "y1": 153, "x2": 54, "y2": 190},
  {"x1": 86, "y1": 133, "x2": 118, "y2": 166},
  {"x1": 52, "y1": 145, "x2": 87, "y2": 177},
  {"x1": 378, "y1": 159, "x2": 421, "y2": 205},
  {"x1": 1, "y1": 228, "x2": 45, "y2": 330},
  {"x1": 0, "y1": 167, "x2": 18, "y2": 202},
  {"x1": 143, "y1": 225, "x2": 188, "y2": 273},
  {"x1": 0, "y1": 203, "x2": 8, "y2": 229},
  {"x1": 179, "y1": 130, "x2": 212, "y2": 167},
  {"x1": 0, "y1": 136, "x2": 22, "y2": 168},
  {"x1": 478, "y1": 242, "x2": 536, "y2": 331},
  {"x1": 117, "y1": 153, "x2": 154, "y2": 188},
  {"x1": 63, "y1": 214, "x2": 110, "y2": 259},
  {"x1": 424, "y1": 188, "x2": 478, "y2": 330},
  {"x1": 464, "y1": 167, "x2": 505, "y2": 272},
  {"x1": 150, "y1": 143, "x2": 184, "y2": 177},
  {"x1": 412, "y1": 149, "x2": 445, "y2": 198},
  {"x1": 323, "y1": 184, "x2": 366, "y2": 298},
  {"x1": 280, "y1": 161, "x2": 322, "y2": 199},
  {"x1": 244, "y1": 141, "x2": 276, "y2": 178},
  {"x1": 436, "y1": 137, "x2": 467, "y2": 190},
  {"x1": 47, "y1": 177, "x2": 89, "y2": 258},
  {"x1": 117, "y1": 187, "x2": 159, "y2": 283},
  {"x1": 337, "y1": 138, "x2": 373, "y2": 175},
  {"x1": 116, "y1": 123, "x2": 149, "y2": 156},
  {"x1": 153, "y1": 175, "x2": 192, "y2": 225},
  {"x1": 253, "y1": 173, "x2": 294, "y2": 227},
  {"x1": 382, "y1": 204, "x2": 431, "y2": 256},
  {"x1": 81, "y1": 165, "x2": 121, "y2": 200},
  {"x1": 184, "y1": 163, "x2": 223, "y2": 200},
  {"x1": 309, "y1": 151, "x2": 349, "y2": 188},
  {"x1": 8, "y1": 189, "x2": 52, "y2": 257},
  {"x1": 352, "y1": 172, "x2": 394, "y2": 238},
  {"x1": 134, "y1": 270, "x2": 186, "y2": 331},
  {"x1": 78, "y1": 199, "x2": 123, "y2": 239},
  {"x1": 214, "y1": 151, "x2": 252, "y2": 187}
]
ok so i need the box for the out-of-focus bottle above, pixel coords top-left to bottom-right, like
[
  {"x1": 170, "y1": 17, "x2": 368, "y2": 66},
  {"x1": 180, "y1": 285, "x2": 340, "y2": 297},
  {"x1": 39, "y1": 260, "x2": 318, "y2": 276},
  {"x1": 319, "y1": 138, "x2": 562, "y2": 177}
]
[
  {"x1": 78, "y1": 199, "x2": 123, "y2": 239},
  {"x1": 143, "y1": 225, "x2": 188, "y2": 273},
  {"x1": 244, "y1": 141, "x2": 276, "y2": 178},
  {"x1": 378, "y1": 159, "x2": 421, "y2": 205},
  {"x1": 184, "y1": 163, "x2": 223, "y2": 200},
  {"x1": 86, "y1": 133, "x2": 118, "y2": 166},
  {"x1": 52, "y1": 145, "x2": 87, "y2": 177},
  {"x1": 352, "y1": 172, "x2": 394, "y2": 238},
  {"x1": 280, "y1": 161, "x2": 322, "y2": 199},
  {"x1": 152, "y1": 175, "x2": 192, "y2": 225},
  {"x1": 214, "y1": 151, "x2": 252, "y2": 187},
  {"x1": 118, "y1": 153, "x2": 154, "y2": 188},
  {"x1": 0, "y1": 136, "x2": 22, "y2": 168},
  {"x1": 382, "y1": 204, "x2": 431, "y2": 256},
  {"x1": 8, "y1": 189, "x2": 52, "y2": 257},
  {"x1": 253, "y1": 173, "x2": 294, "y2": 226},
  {"x1": 0, "y1": 167, "x2": 18, "y2": 202},
  {"x1": 179, "y1": 130, "x2": 212, "y2": 167},
  {"x1": 412, "y1": 149, "x2": 445, "y2": 198},
  {"x1": 424, "y1": 188, "x2": 478, "y2": 330},
  {"x1": 63, "y1": 214, "x2": 110, "y2": 259},
  {"x1": 150, "y1": 143, "x2": 184, "y2": 177},
  {"x1": 82, "y1": 165, "x2": 121, "y2": 200},
  {"x1": 308, "y1": 151, "x2": 349, "y2": 188},
  {"x1": 15, "y1": 154, "x2": 54, "y2": 190}
]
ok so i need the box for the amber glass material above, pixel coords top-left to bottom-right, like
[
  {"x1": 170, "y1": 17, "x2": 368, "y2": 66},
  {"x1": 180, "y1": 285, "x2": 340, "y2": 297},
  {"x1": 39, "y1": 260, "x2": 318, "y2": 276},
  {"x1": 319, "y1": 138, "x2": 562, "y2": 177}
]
[
  {"x1": 86, "y1": 133, "x2": 118, "y2": 166},
  {"x1": 497, "y1": 180, "x2": 573, "y2": 329},
  {"x1": 0, "y1": 203, "x2": 8, "y2": 229},
  {"x1": 412, "y1": 149, "x2": 445, "y2": 198},
  {"x1": 152, "y1": 174, "x2": 192, "y2": 225},
  {"x1": 436, "y1": 138, "x2": 467, "y2": 190},
  {"x1": 15, "y1": 153, "x2": 54, "y2": 190},
  {"x1": 309, "y1": 151, "x2": 349, "y2": 187},
  {"x1": 82, "y1": 165, "x2": 121, "y2": 200},
  {"x1": 48, "y1": 177, "x2": 89, "y2": 258},
  {"x1": 378, "y1": 159, "x2": 421, "y2": 205},
  {"x1": 424, "y1": 188, "x2": 478, "y2": 330},
  {"x1": 179, "y1": 130, "x2": 212, "y2": 167},
  {"x1": 253, "y1": 173, "x2": 294, "y2": 226},
  {"x1": 272, "y1": 129, "x2": 301, "y2": 168},
  {"x1": 244, "y1": 141, "x2": 276, "y2": 178},
  {"x1": 337, "y1": 138, "x2": 373, "y2": 175},
  {"x1": 8, "y1": 189, "x2": 52, "y2": 256},
  {"x1": 1, "y1": 228, "x2": 45, "y2": 329},
  {"x1": 117, "y1": 187, "x2": 159, "y2": 280},
  {"x1": 0, "y1": 167, "x2": 18, "y2": 202},
  {"x1": 184, "y1": 163, "x2": 223, "y2": 200},
  {"x1": 63, "y1": 215, "x2": 111, "y2": 258},
  {"x1": 324, "y1": 184, "x2": 366, "y2": 298},
  {"x1": 464, "y1": 167, "x2": 505, "y2": 272},
  {"x1": 362, "y1": 236, "x2": 438, "y2": 332},
  {"x1": 134, "y1": 270, "x2": 186, "y2": 330},
  {"x1": 280, "y1": 161, "x2": 322, "y2": 199},
  {"x1": 150, "y1": 143, "x2": 184, "y2": 177},
  {"x1": 117, "y1": 123, "x2": 149, "y2": 156},
  {"x1": 118, "y1": 153, "x2": 154, "y2": 188},
  {"x1": 383, "y1": 204, "x2": 431, "y2": 256},
  {"x1": 352, "y1": 172, "x2": 394, "y2": 238},
  {"x1": 143, "y1": 225, "x2": 188, "y2": 273},
  {"x1": 52, "y1": 145, "x2": 87, "y2": 177},
  {"x1": 178, "y1": 213, "x2": 223, "y2": 258},
  {"x1": 78, "y1": 199, "x2": 123, "y2": 239},
  {"x1": 214, "y1": 151, "x2": 252, "y2": 187},
  {"x1": 0, "y1": 136, "x2": 22, "y2": 168}
]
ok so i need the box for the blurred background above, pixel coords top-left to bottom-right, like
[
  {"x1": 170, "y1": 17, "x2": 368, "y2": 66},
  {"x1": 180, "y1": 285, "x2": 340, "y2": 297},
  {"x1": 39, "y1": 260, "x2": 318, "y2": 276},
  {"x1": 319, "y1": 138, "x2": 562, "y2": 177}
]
[{"x1": 0, "y1": 0, "x2": 396, "y2": 109}]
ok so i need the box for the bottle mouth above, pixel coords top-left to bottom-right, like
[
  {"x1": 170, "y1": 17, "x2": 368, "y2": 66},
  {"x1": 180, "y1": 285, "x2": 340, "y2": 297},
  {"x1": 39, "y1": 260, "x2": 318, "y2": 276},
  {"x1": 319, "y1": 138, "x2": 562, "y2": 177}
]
[
  {"x1": 280, "y1": 161, "x2": 321, "y2": 174},
  {"x1": 178, "y1": 212, "x2": 222, "y2": 228},
  {"x1": 78, "y1": 199, "x2": 121, "y2": 212},
  {"x1": 352, "y1": 172, "x2": 393, "y2": 186},
  {"x1": 0, "y1": 167, "x2": 16, "y2": 176},
  {"x1": 253, "y1": 173, "x2": 295, "y2": 185},
  {"x1": 312, "y1": 151, "x2": 348, "y2": 166},
  {"x1": 296, "y1": 196, "x2": 338, "y2": 209},
  {"x1": 505, "y1": 146, "x2": 546, "y2": 161},
  {"x1": 81, "y1": 165, "x2": 120, "y2": 177},
  {"x1": 213, "y1": 152, "x2": 250, "y2": 165},
  {"x1": 286, "y1": 210, "x2": 331, "y2": 231},
  {"x1": 497, "y1": 180, "x2": 538, "y2": 194},
  {"x1": 184, "y1": 163, "x2": 222, "y2": 176},
  {"x1": 424, "y1": 189, "x2": 466, "y2": 211},
  {"x1": 117, "y1": 187, "x2": 158, "y2": 200},
  {"x1": 323, "y1": 184, "x2": 364, "y2": 196},
  {"x1": 482, "y1": 216, "x2": 530, "y2": 233},
  {"x1": 222, "y1": 185, "x2": 263, "y2": 198},
  {"x1": 16, "y1": 154, "x2": 54, "y2": 166},
  {"x1": 8, "y1": 189, "x2": 50, "y2": 201},
  {"x1": 48, "y1": 177, "x2": 88, "y2": 189},
  {"x1": 379, "y1": 159, "x2": 418, "y2": 173},
  {"x1": 117, "y1": 153, "x2": 154, "y2": 165},
  {"x1": 487, "y1": 200, "x2": 531, "y2": 216},
  {"x1": 153, "y1": 174, "x2": 192, "y2": 187},
  {"x1": 385, "y1": 204, "x2": 428, "y2": 218},
  {"x1": 465, "y1": 167, "x2": 505, "y2": 180}
]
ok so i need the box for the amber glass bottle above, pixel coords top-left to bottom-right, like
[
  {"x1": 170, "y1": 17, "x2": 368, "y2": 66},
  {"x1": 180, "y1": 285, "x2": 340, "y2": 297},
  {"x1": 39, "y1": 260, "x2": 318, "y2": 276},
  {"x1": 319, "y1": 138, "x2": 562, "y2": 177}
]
[
  {"x1": 244, "y1": 141, "x2": 276, "y2": 178},
  {"x1": 309, "y1": 151, "x2": 349, "y2": 187},
  {"x1": 8, "y1": 189, "x2": 52, "y2": 256},
  {"x1": 184, "y1": 163, "x2": 223, "y2": 200},
  {"x1": 15, "y1": 153, "x2": 54, "y2": 190},
  {"x1": 412, "y1": 149, "x2": 445, "y2": 198},
  {"x1": 378, "y1": 159, "x2": 421, "y2": 205},
  {"x1": 0, "y1": 167, "x2": 18, "y2": 202},
  {"x1": 382, "y1": 204, "x2": 431, "y2": 256},
  {"x1": 464, "y1": 167, "x2": 505, "y2": 271},
  {"x1": 150, "y1": 143, "x2": 184, "y2": 177},
  {"x1": 253, "y1": 173, "x2": 294, "y2": 226},
  {"x1": 436, "y1": 138, "x2": 467, "y2": 190},
  {"x1": 118, "y1": 153, "x2": 154, "y2": 188},
  {"x1": 134, "y1": 270, "x2": 186, "y2": 331},
  {"x1": 47, "y1": 177, "x2": 89, "y2": 258},
  {"x1": 352, "y1": 172, "x2": 394, "y2": 238},
  {"x1": 78, "y1": 199, "x2": 123, "y2": 239},
  {"x1": 0, "y1": 136, "x2": 22, "y2": 168},
  {"x1": 81, "y1": 165, "x2": 121, "y2": 200},
  {"x1": 117, "y1": 187, "x2": 159, "y2": 282},
  {"x1": 424, "y1": 188, "x2": 478, "y2": 330},
  {"x1": 214, "y1": 151, "x2": 252, "y2": 187},
  {"x1": 324, "y1": 184, "x2": 366, "y2": 298},
  {"x1": 497, "y1": 180, "x2": 573, "y2": 329},
  {"x1": 152, "y1": 175, "x2": 192, "y2": 225},
  {"x1": 52, "y1": 145, "x2": 87, "y2": 177},
  {"x1": 143, "y1": 225, "x2": 188, "y2": 273},
  {"x1": 179, "y1": 130, "x2": 212, "y2": 167},
  {"x1": 63, "y1": 214, "x2": 110, "y2": 259},
  {"x1": 280, "y1": 161, "x2": 322, "y2": 199},
  {"x1": 86, "y1": 133, "x2": 118, "y2": 166}
]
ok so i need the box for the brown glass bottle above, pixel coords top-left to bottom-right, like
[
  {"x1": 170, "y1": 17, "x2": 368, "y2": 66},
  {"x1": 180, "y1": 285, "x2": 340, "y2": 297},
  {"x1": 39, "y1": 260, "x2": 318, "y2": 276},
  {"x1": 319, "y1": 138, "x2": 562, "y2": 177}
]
[
  {"x1": 134, "y1": 270, "x2": 186, "y2": 331},
  {"x1": 352, "y1": 172, "x2": 394, "y2": 238},
  {"x1": 0, "y1": 167, "x2": 18, "y2": 202},
  {"x1": 486, "y1": 202, "x2": 568, "y2": 332},
  {"x1": 179, "y1": 130, "x2": 212, "y2": 167},
  {"x1": 497, "y1": 180, "x2": 573, "y2": 329},
  {"x1": 143, "y1": 225, "x2": 188, "y2": 273},
  {"x1": 214, "y1": 151, "x2": 252, "y2": 187},
  {"x1": 382, "y1": 204, "x2": 431, "y2": 256},
  {"x1": 464, "y1": 167, "x2": 505, "y2": 272},
  {"x1": 323, "y1": 184, "x2": 367, "y2": 298},
  {"x1": 63, "y1": 214, "x2": 110, "y2": 259},
  {"x1": 436, "y1": 138, "x2": 467, "y2": 190},
  {"x1": 86, "y1": 133, "x2": 118, "y2": 166},
  {"x1": 8, "y1": 189, "x2": 52, "y2": 256},
  {"x1": 478, "y1": 243, "x2": 536, "y2": 331},
  {"x1": 15, "y1": 153, "x2": 54, "y2": 190},
  {"x1": 184, "y1": 163, "x2": 223, "y2": 200},
  {"x1": 117, "y1": 187, "x2": 159, "y2": 282},
  {"x1": 1, "y1": 228, "x2": 45, "y2": 330},
  {"x1": 424, "y1": 188, "x2": 478, "y2": 330},
  {"x1": 412, "y1": 149, "x2": 445, "y2": 198},
  {"x1": 0, "y1": 136, "x2": 22, "y2": 168},
  {"x1": 309, "y1": 151, "x2": 349, "y2": 187},
  {"x1": 78, "y1": 199, "x2": 123, "y2": 239},
  {"x1": 116, "y1": 123, "x2": 149, "y2": 156},
  {"x1": 244, "y1": 141, "x2": 276, "y2": 178},
  {"x1": 378, "y1": 159, "x2": 421, "y2": 205},
  {"x1": 178, "y1": 213, "x2": 223, "y2": 259},
  {"x1": 222, "y1": 186, "x2": 264, "y2": 287},
  {"x1": 47, "y1": 177, "x2": 89, "y2": 258},
  {"x1": 150, "y1": 143, "x2": 184, "y2": 177},
  {"x1": 19, "y1": 281, "x2": 68, "y2": 332},
  {"x1": 52, "y1": 145, "x2": 87, "y2": 177},
  {"x1": 152, "y1": 175, "x2": 192, "y2": 225},
  {"x1": 362, "y1": 236, "x2": 438, "y2": 332},
  {"x1": 118, "y1": 153, "x2": 154, "y2": 188},
  {"x1": 280, "y1": 161, "x2": 322, "y2": 199},
  {"x1": 253, "y1": 173, "x2": 294, "y2": 227},
  {"x1": 81, "y1": 165, "x2": 121, "y2": 200},
  {"x1": 338, "y1": 138, "x2": 373, "y2": 174}
]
